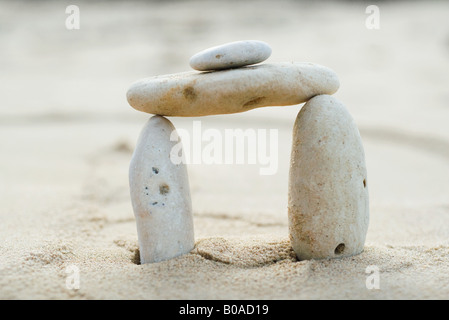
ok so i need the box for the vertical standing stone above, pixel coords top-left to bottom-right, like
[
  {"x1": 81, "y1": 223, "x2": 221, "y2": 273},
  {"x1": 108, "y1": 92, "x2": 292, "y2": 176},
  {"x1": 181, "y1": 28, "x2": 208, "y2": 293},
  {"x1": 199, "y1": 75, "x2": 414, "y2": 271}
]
[
  {"x1": 129, "y1": 115, "x2": 194, "y2": 264},
  {"x1": 288, "y1": 95, "x2": 369, "y2": 260}
]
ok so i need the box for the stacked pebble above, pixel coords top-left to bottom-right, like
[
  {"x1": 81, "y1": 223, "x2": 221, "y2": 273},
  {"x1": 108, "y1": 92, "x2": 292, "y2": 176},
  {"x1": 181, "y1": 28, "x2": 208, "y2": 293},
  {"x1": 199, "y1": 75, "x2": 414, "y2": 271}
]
[{"x1": 127, "y1": 40, "x2": 369, "y2": 264}]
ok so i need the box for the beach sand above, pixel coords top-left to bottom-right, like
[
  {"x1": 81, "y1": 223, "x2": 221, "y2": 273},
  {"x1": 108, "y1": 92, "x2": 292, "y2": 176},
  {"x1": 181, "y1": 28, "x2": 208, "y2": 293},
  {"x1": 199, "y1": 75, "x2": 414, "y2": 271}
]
[{"x1": 1, "y1": 0, "x2": 449, "y2": 299}]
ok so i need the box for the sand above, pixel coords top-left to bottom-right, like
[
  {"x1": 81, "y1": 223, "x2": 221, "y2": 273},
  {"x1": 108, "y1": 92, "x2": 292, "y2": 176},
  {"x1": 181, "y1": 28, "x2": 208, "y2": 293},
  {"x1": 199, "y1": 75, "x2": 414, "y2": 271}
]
[{"x1": 1, "y1": 0, "x2": 449, "y2": 300}]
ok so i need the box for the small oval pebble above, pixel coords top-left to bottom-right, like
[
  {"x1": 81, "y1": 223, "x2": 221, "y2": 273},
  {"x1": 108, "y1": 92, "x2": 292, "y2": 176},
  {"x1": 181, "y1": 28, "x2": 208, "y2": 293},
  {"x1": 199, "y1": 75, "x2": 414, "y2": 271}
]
[
  {"x1": 126, "y1": 62, "x2": 339, "y2": 117},
  {"x1": 288, "y1": 95, "x2": 369, "y2": 260},
  {"x1": 189, "y1": 40, "x2": 272, "y2": 71},
  {"x1": 129, "y1": 115, "x2": 194, "y2": 264}
]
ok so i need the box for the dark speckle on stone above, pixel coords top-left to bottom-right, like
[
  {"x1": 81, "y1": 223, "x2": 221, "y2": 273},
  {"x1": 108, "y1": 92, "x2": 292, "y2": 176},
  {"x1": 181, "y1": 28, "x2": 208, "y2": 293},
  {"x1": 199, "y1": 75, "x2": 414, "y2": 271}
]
[
  {"x1": 152, "y1": 167, "x2": 159, "y2": 174},
  {"x1": 183, "y1": 86, "x2": 197, "y2": 101},
  {"x1": 243, "y1": 96, "x2": 266, "y2": 108}
]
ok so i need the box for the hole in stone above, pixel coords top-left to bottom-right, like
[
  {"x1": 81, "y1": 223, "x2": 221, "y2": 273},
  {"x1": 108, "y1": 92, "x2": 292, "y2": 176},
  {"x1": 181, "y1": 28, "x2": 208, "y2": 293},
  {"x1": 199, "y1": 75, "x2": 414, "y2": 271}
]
[
  {"x1": 152, "y1": 167, "x2": 159, "y2": 174},
  {"x1": 132, "y1": 248, "x2": 141, "y2": 265},
  {"x1": 334, "y1": 243, "x2": 345, "y2": 255},
  {"x1": 363, "y1": 179, "x2": 367, "y2": 188},
  {"x1": 159, "y1": 184, "x2": 170, "y2": 195}
]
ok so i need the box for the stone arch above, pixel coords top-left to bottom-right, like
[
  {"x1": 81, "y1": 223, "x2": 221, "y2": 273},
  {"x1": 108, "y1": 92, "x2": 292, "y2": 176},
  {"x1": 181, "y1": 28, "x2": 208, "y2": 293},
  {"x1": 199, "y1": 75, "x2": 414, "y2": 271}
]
[{"x1": 129, "y1": 95, "x2": 369, "y2": 264}]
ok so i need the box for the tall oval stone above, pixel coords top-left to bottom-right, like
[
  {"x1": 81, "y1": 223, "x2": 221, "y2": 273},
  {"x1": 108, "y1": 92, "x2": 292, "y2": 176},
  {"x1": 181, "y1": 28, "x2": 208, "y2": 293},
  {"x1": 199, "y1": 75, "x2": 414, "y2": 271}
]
[
  {"x1": 288, "y1": 95, "x2": 369, "y2": 260},
  {"x1": 129, "y1": 115, "x2": 194, "y2": 264}
]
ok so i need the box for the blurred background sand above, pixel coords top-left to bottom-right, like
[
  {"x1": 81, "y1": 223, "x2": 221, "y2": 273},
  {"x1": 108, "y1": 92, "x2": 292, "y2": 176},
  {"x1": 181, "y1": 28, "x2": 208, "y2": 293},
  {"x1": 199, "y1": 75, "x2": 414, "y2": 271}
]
[{"x1": 0, "y1": 0, "x2": 448, "y2": 299}]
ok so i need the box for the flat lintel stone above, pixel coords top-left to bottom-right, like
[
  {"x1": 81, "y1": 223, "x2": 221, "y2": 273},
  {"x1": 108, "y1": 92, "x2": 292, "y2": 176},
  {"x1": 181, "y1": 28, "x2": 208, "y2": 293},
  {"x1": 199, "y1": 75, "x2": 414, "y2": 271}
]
[{"x1": 126, "y1": 62, "x2": 340, "y2": 117}]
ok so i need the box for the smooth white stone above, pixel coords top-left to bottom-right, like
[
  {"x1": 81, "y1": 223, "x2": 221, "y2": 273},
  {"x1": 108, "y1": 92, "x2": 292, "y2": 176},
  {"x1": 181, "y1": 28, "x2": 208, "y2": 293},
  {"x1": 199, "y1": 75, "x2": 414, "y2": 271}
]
[
  {"x1": 129, "y1": 115, "x2": 194, "y2": 264},
  {"x1": 288, "y1": 95, "x2": 369, "y2": 260},
  {"x1": 126, "y1": 62, "x2": 339, "y2": 117},
  {"x1": 189, "y1": 40, "x2": 272, "y2": 71}
]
